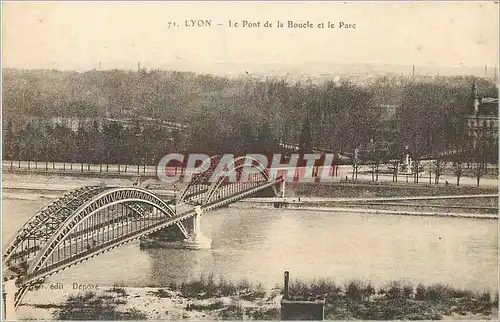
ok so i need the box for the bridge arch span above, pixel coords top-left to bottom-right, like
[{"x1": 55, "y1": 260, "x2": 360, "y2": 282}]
[
  {"x1": 177, "y1": 155, "x2": 222, "y2": 204},
  {"x1": 203, "y1": 156, "x2": 279, "y2": 205},
  {"x1": 27, "y1": 187, "x2": 183, "y2": 277},
  {"x1": 5, "y1": 170, "x2": 284, "y2": 309},
  {"x1": 3, "y1": 186, "x2": 108, "y2": 265}
]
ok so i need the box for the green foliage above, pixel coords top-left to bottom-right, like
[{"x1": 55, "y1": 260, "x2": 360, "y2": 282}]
[
  {"x1": 53, "y1": 292, "x2": 147, "y2": 320},
  {"x1": 299, "y1": 114, "x2": 313, "y2": 153},
  {"x1": 3, "y1": 69, "x2": 497, "y2": 164},
  {"x1": 239, "y1": 282, "x2": 267, "y2": 301},
  {"x1": 219, "y1": 304, "x2": 244, "y2": 320},
  {"x1": 284, "y1": 279, "x2": 495, "y2": 320},
  {"x1": 247, "y1": 307, "x2": 281, "y2": 320},
  {"x1": 165, "y1": 274, "x2": 267, "y2": 300},
  {"x1": 148, "y1": 288, "x2": 172, "y2": 298},
  {"x1": 106, "y1": 286, "x2": 128, "y2": 297},
  {"x1": 345, "y1": 280, "x2": 364, "y2": 302},
  {"x1": 186, "y1": 300, "x2": 225, "y2": 311},
  {"x1": 49, "y1": 279, "x2": 496, "y2": 320}
]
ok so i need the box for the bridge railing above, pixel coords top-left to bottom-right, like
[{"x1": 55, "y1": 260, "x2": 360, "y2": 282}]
[
  {"x1": 202, "y1": 176, "x2": 284, "y2": 211},
  {"x1": 10, "y1": 177, "x2": 284, "y2": 309},
  {"x1": 2, "y1": 160, "x2": 162, "y2": 176},
  {"x1": 2, "y1": 160, "x2": 228, "y2": 179},
  {"x1": 18, "y1": 203, "x2": 200, "y2": 286}
]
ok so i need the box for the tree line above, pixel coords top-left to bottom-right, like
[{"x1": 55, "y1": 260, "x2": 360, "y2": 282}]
[{"x1": 2, "y1": 68, "x2": 498, "y2": 168}]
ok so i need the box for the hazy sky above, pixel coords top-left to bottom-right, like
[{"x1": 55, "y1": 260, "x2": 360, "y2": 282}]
[{"x1": 2, "y1": 1, "x2": 499, "y2": 73}]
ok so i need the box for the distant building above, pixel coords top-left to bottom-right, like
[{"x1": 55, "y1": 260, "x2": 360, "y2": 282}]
[{"x1": 466, "y1": 81, "x2": 498, "y2": 149}]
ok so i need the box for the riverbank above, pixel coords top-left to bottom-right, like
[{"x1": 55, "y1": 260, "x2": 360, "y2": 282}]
[
  {"x1": 3, "y1": 172, "x2": 497, "y2": 219},
  {"x1": 3, "y1": 173, "x2": 498, "y2": 199},
  {"x1": 18, "y1": 282, "x2": 281, "y2": 320},
  {"x1": 286, "y1": 182, "x2": 498, "y2": 198},
  {"x1": 231, "y1": 203, "x2": 498, "y2": 219},
  {"x1": 4, "y1": 190, "x2": 496, "y2": 220},
  {"x1": 17, "y1": 277, "x2": 499, "y2": 320},
  {"x1": 3, "y1": 160, "x2": 498, "y2": 188}
]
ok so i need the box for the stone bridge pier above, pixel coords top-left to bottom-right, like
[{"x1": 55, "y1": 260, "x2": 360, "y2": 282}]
[
  {"x1": 251, "y1": 180, "x2": 285, "y2": 198},
  {"x1": 139, "y1": 206, "x2": 212, "y2": 250},
  {"x1": 180, "y1": 206, "x2": 212, "y2": 250}
]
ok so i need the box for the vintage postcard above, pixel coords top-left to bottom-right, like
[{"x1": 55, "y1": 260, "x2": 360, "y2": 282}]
[{"x1": 1, "y1": 1, "x2": 499, "y2": 321}]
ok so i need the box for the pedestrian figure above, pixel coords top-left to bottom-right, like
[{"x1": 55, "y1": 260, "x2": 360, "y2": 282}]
[{"x1": 445, "y1": 180, "x2": 449, "y2": 186}]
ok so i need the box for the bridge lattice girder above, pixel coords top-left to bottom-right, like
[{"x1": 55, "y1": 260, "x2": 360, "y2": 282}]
[
  {"x1": 3, "y1": 186, "x2": 107, "y2": 264},
  {"x1": 178, "y1": 155, "x2": 221, "y2": 204},
  {"x1": 6, "y1": 157, "x2": 283, "y2": 309},
  {"x1": 178, "y1": 155, "x2": 277, "y2": 205},
  {"x1": 27, "y1": 188, "x2": 175, "y2": 275},
  {"x1": 3, "y1": 187, "x2": 188, "y2": 276},
  {"x1": 202, "y1": 156, "x2": 276, "y2": 205},
  {"x1": 6, "y1": 187, "x2": 201, "y2": 309}
]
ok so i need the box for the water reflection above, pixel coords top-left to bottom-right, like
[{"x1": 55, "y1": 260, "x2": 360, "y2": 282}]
[{"x1": 3, "y1": 199, "x2": 498, "y2": 292}]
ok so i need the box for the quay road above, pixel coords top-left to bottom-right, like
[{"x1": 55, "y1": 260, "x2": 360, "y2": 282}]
[
  {"x1": 2, "y1": 160, "x2": 498, "y2": 188},
  {"x1": 244, "y1": 194, "x2": 499, "y2": 203},
  {"x1": 240, "y1": 194, "x2": 498, "y2": 219}
]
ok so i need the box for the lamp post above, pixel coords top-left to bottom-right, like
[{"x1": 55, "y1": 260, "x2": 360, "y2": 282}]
[
  {"x1": 353, "y1": 148, "x2": 359, "y2": 181},
  {"x1": 405, "y1": 145, "x2": 409, "y2": 183},
  {"x1": 369, "y1": 138, "x2": 375, "y2": 182}
]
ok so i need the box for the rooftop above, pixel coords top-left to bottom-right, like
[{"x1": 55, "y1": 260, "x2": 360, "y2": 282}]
[{"x1": 477, "y1": 98, "x2": 498, "y2": 117}]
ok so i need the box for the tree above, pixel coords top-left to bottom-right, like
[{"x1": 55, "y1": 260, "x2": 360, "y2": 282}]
[
  {"x1": 88, "y1": 120, "x2": 102, "y2": 163},
  {"x1": 472, "y1": 139, "x2": 489, "y2": 187},
  {"x1": 452, "y1": 160, "x2": 464, "y2": 186},
  {"x1": 255, "y1": 119, "x2": 276, "y2": 155},
  {"x1": 391, "y1": 159, "x2": 400, "y2": 183},
  {"x1": 367, "y1": 140, "x2": 390, "y2": 182},
  {"x1": 3, "y1": 119, "x2": 15, "y2": 160},
  {"x1": 101, "y1": 121, "x2": 124, "y2": 164},
  {"x1": 352, "y1": 148, "x2": 362, "y2": 181},
  {"x1": 186, "y1": 105, "x2": 222, "y2": 155},
  {"x1": 299, "y1": 113, "x2": 312, "y2": 154},
  {"x1": 41, "y1": 123, "x2": 55, "y2": 162},
  {"x1": 412, "y1": 158, "x2": 421, "y2": 184},
  {"x1": 2, "y1": 70, "x2": 497, "y2": 166},
  {"x1": 75, "y1": 124, "x2": 89, "y2": 163},
  {"x1": 433, "y1": 158, "x2": 445, "y2": 184},
  {"x1": 473, "y1": 161, "x2": 487, "y2": 187}
]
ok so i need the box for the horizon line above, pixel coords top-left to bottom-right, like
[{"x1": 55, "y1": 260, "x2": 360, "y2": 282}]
[{"x1": 2, "y1": 63, "x2": 499, "y2": 78}]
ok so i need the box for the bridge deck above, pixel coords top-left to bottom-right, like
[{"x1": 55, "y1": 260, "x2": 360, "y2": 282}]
[{"x1": 13, "y1": 178, "x2": 283, "y2": 287}]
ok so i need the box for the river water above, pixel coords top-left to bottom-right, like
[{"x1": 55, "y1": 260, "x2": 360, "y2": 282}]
[{"x1": 2, "y1": 196, "x2": 498, "y2": 293}]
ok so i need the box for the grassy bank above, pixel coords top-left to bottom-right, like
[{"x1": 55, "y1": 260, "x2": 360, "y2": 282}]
[
  {"x1": 287, "y1": 279, "x2": 498, "y2": 320},
  {"x1": 152, "y1": 274, "x2": 268, "y2": 301},
  {"x1": 286, "y1": 197, "x2": 499, "y2": 215},
  {"x1": 32, "y1": 276, "x2": 498, "y2": 320},
  {"x1": 289, "y1": 182, "x2": 498, "y2": 198}
]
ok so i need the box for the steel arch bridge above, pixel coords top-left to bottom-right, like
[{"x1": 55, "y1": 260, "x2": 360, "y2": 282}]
[
  {"x1": 3, "y1": 156, "x2": 283, "y2": 309},
  {"x1": 178, "y1": 155, "x2": 279, "y2": 205}
]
